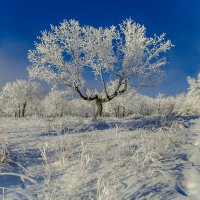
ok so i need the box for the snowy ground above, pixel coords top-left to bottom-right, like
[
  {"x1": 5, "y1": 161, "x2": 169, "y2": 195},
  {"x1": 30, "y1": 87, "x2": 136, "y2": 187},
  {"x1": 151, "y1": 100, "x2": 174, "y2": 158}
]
[{"x1": 0, "y1": 115, "x2": 200, "y2": 200}]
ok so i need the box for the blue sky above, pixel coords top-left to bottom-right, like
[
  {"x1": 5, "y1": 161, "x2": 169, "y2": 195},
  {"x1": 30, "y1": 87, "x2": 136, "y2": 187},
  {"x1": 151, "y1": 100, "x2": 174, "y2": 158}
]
[{"x1": 0, "y1": 0, "x2": 199, "y2": 96}]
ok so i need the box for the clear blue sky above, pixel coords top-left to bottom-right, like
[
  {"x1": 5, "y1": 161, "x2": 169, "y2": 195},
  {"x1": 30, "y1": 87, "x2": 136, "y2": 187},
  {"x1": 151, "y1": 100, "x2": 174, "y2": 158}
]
[{"x1": 0, "y1": 0, "x2": 199, "y2": 96}]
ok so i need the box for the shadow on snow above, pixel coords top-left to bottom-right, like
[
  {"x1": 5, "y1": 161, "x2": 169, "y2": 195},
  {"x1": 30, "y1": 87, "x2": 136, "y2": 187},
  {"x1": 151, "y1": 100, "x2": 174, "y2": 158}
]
[{"x1": 40, "y1": 115, "x2": 199, "y2": 136}]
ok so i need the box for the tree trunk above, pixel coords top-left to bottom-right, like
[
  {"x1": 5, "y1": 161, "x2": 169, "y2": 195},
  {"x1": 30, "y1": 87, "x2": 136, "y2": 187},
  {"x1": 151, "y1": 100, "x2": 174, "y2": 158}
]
[
  {"x1": 22, "y1": 101, "x2": 27, "y2": 117},
  {"x1": 122, "y1": 106, "x2": 126, "y2": 117},
  {"x1": 117, "y1": 105, "x2": 120, "y2": 118},
  {"x1": 114, "y1": 108, "x2": 117, "y2": 117},
  {"x1": 95, "y1": 99, "x2": 103, "y2": 117},
  {"x1": 18, "y1": 104, "x2": 21, "y2": 118}
]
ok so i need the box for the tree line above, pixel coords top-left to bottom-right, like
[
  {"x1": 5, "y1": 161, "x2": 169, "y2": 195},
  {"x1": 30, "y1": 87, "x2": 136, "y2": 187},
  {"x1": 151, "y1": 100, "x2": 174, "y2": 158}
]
[{"x1": 0, "y1": 74, "x2": 199, "y2": 118}]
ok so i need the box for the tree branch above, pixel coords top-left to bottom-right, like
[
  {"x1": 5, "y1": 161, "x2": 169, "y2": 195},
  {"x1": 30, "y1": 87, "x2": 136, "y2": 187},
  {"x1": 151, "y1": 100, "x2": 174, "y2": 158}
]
[
  {"x1": 74, "y1": 85, "x2": 98, "y2": 101},
  {"x1": 103, "y1": 76, "x2": 127, "y2": 102},
  {"x1": 99, "y1": 68, "x2": 110, "y2": 100}
]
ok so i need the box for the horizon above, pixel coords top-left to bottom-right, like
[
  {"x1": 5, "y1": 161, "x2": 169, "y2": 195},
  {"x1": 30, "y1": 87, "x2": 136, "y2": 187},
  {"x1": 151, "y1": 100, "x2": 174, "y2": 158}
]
[{"x1": 0, "y1": 0, "x2": 200, "y2": 97}]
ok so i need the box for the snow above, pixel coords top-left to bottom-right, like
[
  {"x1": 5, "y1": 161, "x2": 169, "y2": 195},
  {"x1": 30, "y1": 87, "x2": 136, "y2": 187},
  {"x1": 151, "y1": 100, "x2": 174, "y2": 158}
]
[
  {"x1": 180, "y1": 121, "x2": 200, "y2": 200},
  {"x1": 0, "y1": 116, "x2": 199, "y2": 199}
]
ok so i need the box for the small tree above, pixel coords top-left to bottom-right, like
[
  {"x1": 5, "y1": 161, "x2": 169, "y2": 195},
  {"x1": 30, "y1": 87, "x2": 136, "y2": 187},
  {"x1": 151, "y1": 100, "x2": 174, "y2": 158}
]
[
  {"x1": 42, "y1": 89, "x2": 69, "y2": 117},
  {"x1": 1, "y1": 80, "x2": 42, "y2": 117},
  {"x1": 28, "y1": 19, "x2": 173, "y2": 117},
  {"x1": 184, "y1": 74, "x2": 200, "y2": 115},
  {"x1": 187, "y1": 74, "x2": 200, "y2": 97}
]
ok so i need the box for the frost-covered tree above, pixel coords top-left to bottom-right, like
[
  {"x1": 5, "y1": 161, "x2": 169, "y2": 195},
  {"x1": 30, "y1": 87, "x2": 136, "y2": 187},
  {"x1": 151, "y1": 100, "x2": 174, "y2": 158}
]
[
  {"x1": 104, "y1": 89, "x2": 136, "y2": 117},
  {"x1": 187, "y1": 73, "x2": 200, "y2": 97},
  {"x1": 173, "y1": 93, "x2": 186, "y2": 115},
  {"x1": 1, "y1": 80, "x2": 43, "y2": 117},
  {"x1": 28, "y1": 19, "x2": 173, "y2": 117},
  {"x1": 69, "y1": 98, "x2": 95, "y2": 117},
  {"x1": 183, "y1": 74, "x2": 200, "y2": 115},
  {"x1": 42, "y1": 89, "x2": 69, "y2": 117}
]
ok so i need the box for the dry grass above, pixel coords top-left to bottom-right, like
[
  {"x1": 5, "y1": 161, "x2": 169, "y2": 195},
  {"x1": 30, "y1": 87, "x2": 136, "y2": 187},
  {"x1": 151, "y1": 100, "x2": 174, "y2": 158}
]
[
  {"x1": 0, "y1": 132, "x2": 8, "y2": 167},
  {"x1": 37, "y1": 118, "x2": 187, "y2": 199},
  {"x1": 0, "y1": 116, "x2": 187, "y2": 199}
]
